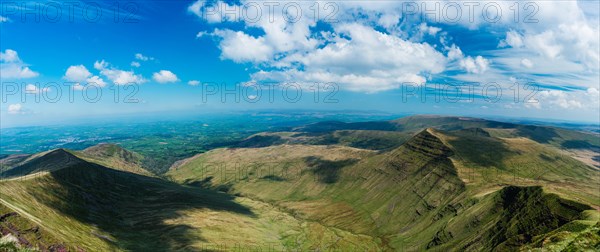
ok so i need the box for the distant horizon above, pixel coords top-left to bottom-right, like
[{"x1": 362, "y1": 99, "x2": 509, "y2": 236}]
[{"x1": 1, "y1": 108, "x2": 598, "y2": 130}]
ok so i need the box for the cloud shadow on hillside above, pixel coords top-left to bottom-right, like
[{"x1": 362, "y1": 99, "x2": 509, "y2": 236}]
[{"x1": 28, "y1": 162, "x2": 254, "y2": 251}]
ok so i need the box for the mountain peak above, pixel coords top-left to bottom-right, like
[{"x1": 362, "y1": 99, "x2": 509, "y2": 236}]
[
  {"x1": 403, "y1": 129, "x2": 453, "y2": 158},
  {"x1": 0, "y1": 148, "x2": 84, "y2": 178}
]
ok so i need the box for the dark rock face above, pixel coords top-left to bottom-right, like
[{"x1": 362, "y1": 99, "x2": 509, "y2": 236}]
[{"x1": 486, "y1": 186, "x2": 592, "y2": 250}]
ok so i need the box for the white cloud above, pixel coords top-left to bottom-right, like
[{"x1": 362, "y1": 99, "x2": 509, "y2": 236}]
[
  {"x1": 459, "y1": 56, "x2": 490, "y2": 74},
  {"x1": 251, "y1": 23, "x2": 446, "y2": 93},
  {"x1": 152, "y1": 70, "x2": 179, "y2": 83},
  {"x1": 192, "y1": 1, "x2": 447, "y2": 92},
  {"x1": 72, "y1": 83, "x2": 85, "y2": 91},
  {"x1": 201, "y1": 17, "x2": 446, "y2": 92},
  {"x1": 212, "y1": 29, "x2": 274, "y2": 63},
  {"x1": 497, "y1": 2, "x2": 599, "y2": 70},
  {"x1": 64, "y1": 64, "x2": 107, "y2": 88},
  {"x1": 0, "y1": 49, "x2": 39, "y2": 79},
  {"x1": 86, "y1": 75, "x2": 107, "y2": 87},
  {"x1": 102, "y1": 69, "x2": 146, "y2": 85},
  {"x1": 587, "y1": 87, "x2": 600, "y2": 97},
  {"x1": 131, "y1": 61, "x2": 141, "y2": 67},
  {"x1": 0, "y1": 49, "x2": 19, "y2": 62},
  {"x1": 96, "y1": 60, "x2": 146, "y2": 85},
  {"x1": 537, "y1": 90, "x2": 582, "y2": 109},
  {"x1": 0, "y1": 16, "x2": 9, "y2": 23},
  {"x1": 71, "y1": 76, "x2": 106, "y2": 90},
  {"x1": 94, "y1": 60, "x2": 108, "y2": 70},
  {"x1": 189, "y1": 0, "x2": 599, "y2": 98},
  {"x1": 188, "y1": 80, "x2": 200, "y2": 86},
  {"x1": 64, "y1": 65, "x2": 91, "y2": 82},
  {"x1": 520, "y1": 58, "x2": 533, "y2": 68},
  {"x1": 25, "y1": 84, "x2": 50, "y2": 94},
  {"x1": 196, "y1": 31, "x2": 207, "y2": 38},
  {"x1": 8, "y1": 104, "x2": 23, "y2": 114},
  {"x1": 419, "y1": 23, "x2": 441, "y2": 36},
  {"x1": 500, "y1": 30, "x2": 524, "y2": 48},
  {"x1": 135, "y1": 53, "x2": 154, "y2": 61},
  {"x1": 531, "y1": 88, "x2": 600, "y2": 110},
  {"x1": 0, "y1": 64, "x2": 39, "y2": 79},
  {"x1": 524, "y1": 31, "x2": 563, "y2": 59},
  {"x1": 525, "y1": 101, "x2": 542, "y2": 110},
  {"x1": 378, "y1": 13, "x2": 400, "y2": 29},
  {"x1": 188, "y1": 0, "x2": 239, "y2": 23},
  {"x1": 446, "y1": 44, "x2": 463, "y2": 60}
]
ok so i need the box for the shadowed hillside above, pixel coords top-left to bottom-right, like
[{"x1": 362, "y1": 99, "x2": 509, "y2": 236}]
[{"x1": 0, "y1": 150, "x2": 254, "y2": 251}]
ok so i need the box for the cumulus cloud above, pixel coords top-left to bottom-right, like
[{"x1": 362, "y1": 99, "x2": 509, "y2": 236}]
[
  {"x1": 8, "y1": 103, "x2": 23, "y2": 114},
  {"x1": 378, "y1": 13, "x2": 400, "y2": 29},
  {"x1": 497, "y1": 2, "x2": 599, "y2": 70},
  {"x1": 188, "y1": 0, "x2": 599, "y2": 102},
  {"x1": 25, "y1": 84, "x2": 50, "y2": 94},
  {"x1": 188, "y1": 80, "x2": 200, "y2": 86},
  {"x1": 63, "y1": 65, "x2": 107, "y2": 88},
  {"x1": 500, "y1": 30, "x2": 524, "y2": 48},
  {"x1": 95, "y1": 60, "x2": 146, "y2": 85},
  {"x1": 534, "y1": 90, "x2": 580, "y2": 109},
  {"x1": 190, "y1": 1, "x2": 451, "y2": 92},
  {"x1": 446, "y1": 44, "x2": 463, "y2": 60},
  {"x1": 86, "y1": 75, "x2": 107, "y2": 87},
  {"x1": 94, "y1": 60, "x2": 108, "y2": 70},
  {"x1": 152, "y1": 70, "x2": 179, "y2": 83},
  {"x1": 587, "y1": 87, "x2": 600, "y2": 97},
  {"x1": 211, "y1": 29, "x2": 273, "y2": 63},
  {"x1": 135, "y1": 53, "x2": 154, "y2": 61},
  {"x1": 530, "y1": 88, "x2": 600, "y2": 110},
  {"x1": 459, "y1": 56, "x2": 490, "y2": 74},
  {"x1": 208, "y1": 22, "x2": 446, "y2": 92},
  {"x1": 102, "y1": 69, "x2": 146, "y2": 85},
  {"x1": 0, "y1": 16, "x2": 9, "y2": 23},
  {"x1": 419, "y1": 23, "x2": 441, "y2": 36},
  {"x1": 72, "y1": 83, "x2": 85, "y2": 91},
  {"x1": 131, "y1": 61, "x2": 141, "y2": 67},
  {"x1": 64, "y1": 65, "x2": 92, "y2": 82},
  {"x1": 0, "y1": 49, "x2": 19, "y2": 62},
  {"x1": 0, "y1": 49, "x2": 39, "y2": 79}
]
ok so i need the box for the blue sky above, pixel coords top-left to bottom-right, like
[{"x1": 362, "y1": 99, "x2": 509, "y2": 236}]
[{"x1": 1, "y1": 0, "x2": 599, "y2": 127}]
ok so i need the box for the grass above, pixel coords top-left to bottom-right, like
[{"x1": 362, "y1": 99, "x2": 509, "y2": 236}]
[
  {"x1": 167, "y1": 128, "x2": 599, "y2": 250},
  {"x1": 1, "y1": 147, "x2": 386, "y2": 251},
  {"x1": 1, "y1": 115, "x2": 599, "y2": 251}
]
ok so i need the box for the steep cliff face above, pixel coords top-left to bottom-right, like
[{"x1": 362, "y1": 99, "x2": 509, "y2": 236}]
[
  {"x1": 485, "y1": 186, "x2": 592, "y2": 250},
  {"x1": 382, "y1": 129, "x2": 465, "y2": 211}
]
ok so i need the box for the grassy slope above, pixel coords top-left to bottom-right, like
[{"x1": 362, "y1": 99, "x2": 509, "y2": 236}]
[
  {"x1": 73, "y1": 143, "x2": 154, "y2": 176},
  {"x1": 0, "y1": 204, "x2": 72, "y2": 251},
  {"x1": 436, "y1": 129, "x2": 600, "y2": 207},
  {"x1": 168, "y1": 128, "x2": 600, "y2": 250},
  {"x1": 233, "y1": 130, "x2": 411, "y2": 151},
  {"x1": 0, "y1": 148, "x2": 386, "y2": 251}
]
